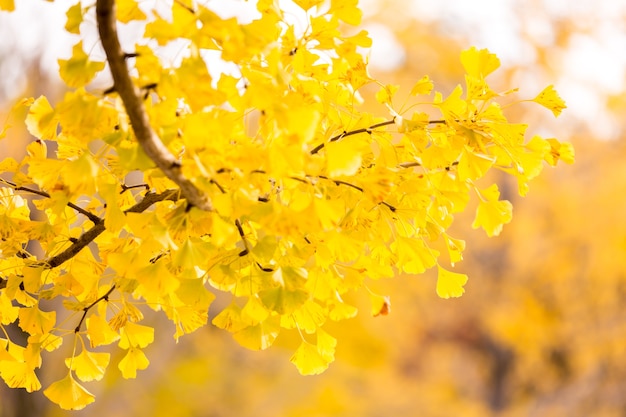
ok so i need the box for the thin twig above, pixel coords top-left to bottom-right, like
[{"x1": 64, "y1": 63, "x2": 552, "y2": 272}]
[
  {"x1": 318, "y1": 176, "x2": 364, "y2": 192},
  {"x1": 74, "y1": 284, "x2": 117, "y2": 333},
  {"x1": 120, "y1": 183, "x2": 150, "y2": 194},
  {"x1": 96, "y1": 0, "x2": 213, "y2": 211},
  {"x1": 310, "y1": 119, "x2": 397, "y2": 155}
]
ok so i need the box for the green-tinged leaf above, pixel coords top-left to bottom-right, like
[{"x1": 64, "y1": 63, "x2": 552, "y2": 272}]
[
  {"x1": 233, "y1": 315, "x2": 280, "y2": 350},
  {"x1": 290, "y1": 330, "x2": 336, "y2": 375}
]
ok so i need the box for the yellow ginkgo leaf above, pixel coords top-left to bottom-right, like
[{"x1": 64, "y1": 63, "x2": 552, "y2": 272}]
[
  {"x1": 168, "y1": 304, "x2": 209, "y2": 340},
  {"x1": 460, "y1": 46, "x2": 500, "y2": 78},
  {"x1": 472, "y1": 195, "x2": 513, "y2": 237},
  {"x1": 286, "y1": 106, "x2": 321, "y2": 144},
  {"x1": 259, "y1": 286, "x2": 309, "y2": 315},
  {"x1": 287, "y1": 299, "x2": 327, "y2": 333},
  {"x1": 25, "y1": 96, "x2": 58, "y2": 140},
  {"x1": 331, "y1": 0, "x2": 362, "y2": 25},
  {"x1": 0, "y1": 0, "x2": 14, "y2": 11},
  {"x1": 1, "y1": 97, "x2": 34, "y2": 140},
  {"x1": 410, "y1": 75, "x2": 434, "y2": 96},
  {"x1": 290, "y1": 341, "x2": 329, "y2": 375},
  {"x1": 532, "y1": 85, "x2": 566, "y2": 117},
  {"x1": 0, "y1": 188, "x2": 30, "y2": 221},
  {"x1": 240, "y1": 296, "x2": 270, "y2": 325},
  {"x1": 18, "y1": 306, "x2": 56, "y2": 336},
  {"x1": 232, "y1": 316, "x2": 281, "y2": 350},
  {"x1": 172, "y1": 238, "x2": 212, "y2": 271},
  {"x1": 66, "y1": 350, "x2": 110, "y2": 382},
  {"x1": 0, "y1": 361, "x2": 42, "y2": 392},
  {"x1": 326, "y1": 139, "x2": 362, "y2": 177},
  {"x1": 118, "y1": 322, "x2": 154, "y2": 349},
  {"x1": 545, "y1": 138, "x2": 575, "y2": 165},
  {"x1": 293, "y1": 0, "x2": 324, "y2": 10},
  {"x1": 313, "y1": 197, "x2": 345, "y2": 230},
  {"x1": 65, "y1": 2, "x2": 83, "y2": 34},
  {"x1": 38, "y1": 333, "x2": 63, "y2": 352},
  {"x1": 328, "y1": 301, "x2": 358, "y2": 321},
  {"x1": 117, "y1": 0, "x2": 147, "y2": 23},
  {"x1": 518, "y1": 135, "x2": 552, "y2": 182},
  {"x1": 212, "y1": 302, "x2": 249, "y2": 333},
  {"x1": 22, "y1": 266, "x2": 43, "y2": 293},
  {"x1": 118, "y1": 347, "x2": 150, "y2": 379},
  {"x1": 345, "y1": 60, "x2": 372, "y2": 90},
  {"x1": 58, "y1": 42, "x2": 105, "y2": 88},
  {"x1": 436, "y1": 265, "x2": 468, "y2": 299},
  {"x1": 375, "y1": 84, "x2": 399, "y2": 105},
  {"x1": 0, "y1": 292, "x2": 19, "y2": 325},
  {"x1": 458, "y1": 147, "x2": 496, "y2": 181},
  {"x1": 135, "y1": 262, "x2": 180, "y2": 301},
  {"x1": 44, "y1": 373, "x2": 95, "y2": 410},
  {"x1": 390, "y1": 236, "x2": 438, "y2": 275},
  {"x1": 86, "y1": 314, "x2": 120, "y2": 348},
  {"x1": 316, "y1": 328, "x2": 337, "y2": 363},
  {"x1": 345, "y1": 30, "x2": 372, "y2": 48},
  {"x1": 444, "y1": 234, "x2": 466, "y2": 266}
]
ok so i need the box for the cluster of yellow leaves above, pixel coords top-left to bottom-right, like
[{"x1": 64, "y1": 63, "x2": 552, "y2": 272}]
[{"x1": 0, "y1": 0, "x2": 572, "y2": 409}]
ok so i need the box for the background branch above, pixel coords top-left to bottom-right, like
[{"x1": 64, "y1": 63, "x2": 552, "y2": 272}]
[{"x1": 96, "y1": 0, "x2": 213, "y2": 211}]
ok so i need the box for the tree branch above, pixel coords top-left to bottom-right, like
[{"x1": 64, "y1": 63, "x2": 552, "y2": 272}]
[
  {"x1": 2, "y1": 180, "x2": 102, "y2": 224},
  {"x1": 74, "y1": 284, "x2": 117, "y2": 333},
  {"x1": 310, "y1": 118, "x2": 449, "y2": 155},
  {"x1": 96, "y1": 0, "x2": 213, "y2": 211},
  {"x1": 45, "y1": 190, "x2": 179, "y2": 269},
  {"x1": 310, "y1": 119, "x2": 397, "y2": 155}
]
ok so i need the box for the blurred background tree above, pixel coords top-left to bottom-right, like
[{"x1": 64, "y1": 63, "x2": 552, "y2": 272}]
[{"x1": 1, "y1": 0, "x2": 624, "y2": 416}]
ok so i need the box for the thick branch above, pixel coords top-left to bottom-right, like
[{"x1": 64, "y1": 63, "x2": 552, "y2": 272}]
[
  {"x1": 96, "y1": 0, "x2": 213, "y2": 211},
  {"x1": 45, "y1": 190, "x2": 178, "y2": 269}
]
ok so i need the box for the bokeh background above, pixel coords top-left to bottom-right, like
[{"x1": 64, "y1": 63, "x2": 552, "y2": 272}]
[{"x1": 1, "y1": 0, "x2": 626, "y2": 416}]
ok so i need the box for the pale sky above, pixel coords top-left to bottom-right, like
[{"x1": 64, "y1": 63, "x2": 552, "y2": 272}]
[{"x1": 1, "y1": 0, "x2": 624, "y2": 139}]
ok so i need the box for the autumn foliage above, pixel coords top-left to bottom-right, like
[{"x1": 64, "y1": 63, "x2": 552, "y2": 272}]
[{"x1": 0, "y1": 0, "x2": 572, "y2": 410}]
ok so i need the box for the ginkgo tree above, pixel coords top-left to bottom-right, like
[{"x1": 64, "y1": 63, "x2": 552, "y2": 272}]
[{"x1": 0, "y1": 0, "x2": 573, "y2": 410}]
